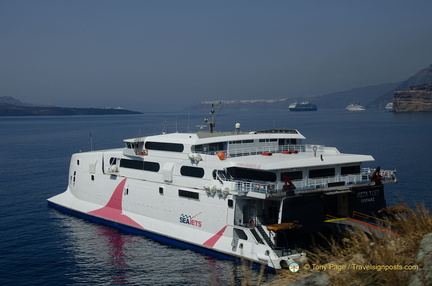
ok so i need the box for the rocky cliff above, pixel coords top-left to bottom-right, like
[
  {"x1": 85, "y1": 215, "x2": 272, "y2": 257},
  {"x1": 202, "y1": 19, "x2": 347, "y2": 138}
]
[
  {"x1": 393, "y1": 83, "x2": 432, "y2": 112},
  {"x1": 370, "y1": 64, "x2": 432, "y2": 108}
]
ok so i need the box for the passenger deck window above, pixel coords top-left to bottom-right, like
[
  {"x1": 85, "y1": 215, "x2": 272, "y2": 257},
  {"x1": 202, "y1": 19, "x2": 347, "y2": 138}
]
[
  {"x1": 179, "y1": 189, "x2": 199, "y2": 200},
  {"x1": 309, "y1": 168, "x2": 335, "y2": 178},
  {"x1": 341, "y1": 165, "x2": 361, "y2": 175},
  {"x1": 145, "y1": 141, "x2": 184, "y2": 152},
  {"x1": 120, "y1": 159, "x2": 160, "y2": 172},
  {"x1": 180, "y1": 166, "x2": 205, "y2": 178},
  {"x1": 281, "y1": 171, "x2": 303, "y2": 181},
  {"x1": 227, "y1": 167, "x2": 276, "y2": 182}
]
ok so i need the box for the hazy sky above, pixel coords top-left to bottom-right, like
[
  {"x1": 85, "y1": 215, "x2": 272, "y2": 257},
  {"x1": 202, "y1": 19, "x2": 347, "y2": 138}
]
[{"x1": 1, "y1": 1, "x2": 431, "y2": 112}]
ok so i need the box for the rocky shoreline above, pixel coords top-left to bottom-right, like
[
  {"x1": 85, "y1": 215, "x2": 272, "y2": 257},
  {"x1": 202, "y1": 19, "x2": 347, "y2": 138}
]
[{"x1": 393, "y1": 83, "x2": 432, "y2": 112}]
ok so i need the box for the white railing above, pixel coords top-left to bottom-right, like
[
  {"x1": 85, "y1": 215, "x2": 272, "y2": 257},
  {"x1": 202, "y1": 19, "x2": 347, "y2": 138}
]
[
  {"x1": 362, "y1": 167, "x2": 397, "y2": 183},
  {"x1": 235, "y1": 181, "x2": 277, "y2": 194},
  {"x1": 232, "y1": 168, "x2": 397, "y2": 195},
  {"x1": 227, "y1": 144, "x2": 325, "y2": 157}
]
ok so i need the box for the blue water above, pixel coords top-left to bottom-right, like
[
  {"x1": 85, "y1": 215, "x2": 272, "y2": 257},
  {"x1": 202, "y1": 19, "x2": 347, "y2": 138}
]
[{"x1": 0, "y1": 109, "x2": 431, "y2": 285}]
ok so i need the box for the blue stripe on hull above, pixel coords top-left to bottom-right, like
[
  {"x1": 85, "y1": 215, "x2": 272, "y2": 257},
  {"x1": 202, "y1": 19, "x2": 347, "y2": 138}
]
[{"x1": 47, "y1": 201, "x2": 272, "y2": 271}]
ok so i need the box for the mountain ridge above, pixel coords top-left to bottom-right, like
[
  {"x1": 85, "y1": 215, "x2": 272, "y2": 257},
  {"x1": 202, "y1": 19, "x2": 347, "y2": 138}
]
[
  {"x1": 190, "y1": 64, "x2": 432, "y2": 111},
  {"x1": 190, "y1": 81, "x2": 402, "y2": 111}
]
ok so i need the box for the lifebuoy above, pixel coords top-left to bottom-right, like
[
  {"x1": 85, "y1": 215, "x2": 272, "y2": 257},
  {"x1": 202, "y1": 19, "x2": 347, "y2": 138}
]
[
  {"x1": 142, "y1": 149, "x2": 148, "y2": 156},
  {"x1": 255, "y1": 184, "x2": 261, "y2": 190},
  {"x1": 248, "y1": 219, "x2": 255, "y2": 227}
]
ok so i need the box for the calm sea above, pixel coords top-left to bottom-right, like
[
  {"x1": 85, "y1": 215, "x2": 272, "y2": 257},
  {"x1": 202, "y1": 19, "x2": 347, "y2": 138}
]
[{"x1": 1, "y1": 109, "x2": 431, "y2": 285}]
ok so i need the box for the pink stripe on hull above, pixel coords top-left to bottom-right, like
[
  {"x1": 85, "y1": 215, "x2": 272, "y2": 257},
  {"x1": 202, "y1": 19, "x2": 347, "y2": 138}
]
[
  {"x1": 203, "y1": 226, "x2": 227, "y2": 247},
  {"x1": 89, "y1": 178, "x2": 142, "y2": 228}
]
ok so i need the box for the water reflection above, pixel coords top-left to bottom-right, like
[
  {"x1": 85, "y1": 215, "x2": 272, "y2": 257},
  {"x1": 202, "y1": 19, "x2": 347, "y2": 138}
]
[{"x1": 96, "y1": 226, "x2": 129, "y2": 284}]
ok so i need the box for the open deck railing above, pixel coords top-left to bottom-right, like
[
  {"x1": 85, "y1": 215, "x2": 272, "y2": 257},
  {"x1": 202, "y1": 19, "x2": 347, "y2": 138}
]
[
  {"x1": 227, "y1": 144, "x2": 331, "y2": 157},
  {"x1": 232, "y1": 167, "x2": 397, "y2": 195},
  {"x1": 195, "y1": 144, "x2": 330, "y2": 157}
]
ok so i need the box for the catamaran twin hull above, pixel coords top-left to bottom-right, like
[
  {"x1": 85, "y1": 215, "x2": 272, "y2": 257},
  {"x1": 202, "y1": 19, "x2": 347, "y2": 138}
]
[{"x1": 48, "y1": 127, "x2": 396, "y2": 270}]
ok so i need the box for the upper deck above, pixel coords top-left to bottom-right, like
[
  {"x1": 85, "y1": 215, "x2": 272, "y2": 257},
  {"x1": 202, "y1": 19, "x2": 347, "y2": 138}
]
[
  {"x1": 118, "y1": 128, "x2": 397, "y2": 199},
  {"x1": 123, "y1": 128, "x2": 306, "y2": 157}
]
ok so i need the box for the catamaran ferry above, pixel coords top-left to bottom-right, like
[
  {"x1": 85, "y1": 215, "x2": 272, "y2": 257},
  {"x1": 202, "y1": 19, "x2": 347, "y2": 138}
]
[{"x1": 47, "y1": 106, "x2": 397, "y2": 270}]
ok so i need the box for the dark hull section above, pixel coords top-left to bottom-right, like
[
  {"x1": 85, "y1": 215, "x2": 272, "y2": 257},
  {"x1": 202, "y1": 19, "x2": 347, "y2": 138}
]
[
  {"x1": 279, "y1": 184, "x2": 386, "y2": 238},
  {"x1": 281, "y1": 194, "x2": 326, "y2": 235},
  {"x1": 324, "y1": 185, "x2": 386, "y2": 218}
]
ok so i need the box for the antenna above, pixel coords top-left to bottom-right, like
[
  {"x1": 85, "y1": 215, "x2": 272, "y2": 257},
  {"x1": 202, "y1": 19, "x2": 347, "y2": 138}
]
[
  {"x1": 90, "y1": 133, "x2": 93, "y2": 151},
  {"x1": 188, "y1": 107, "x2": 190, "y2": 133},
  {"x1": 162, "y1": 121, "x2": 167, "y2": 134},
  {"x1": 204, "y1": 102, "x2": 222, "y2": 133}
]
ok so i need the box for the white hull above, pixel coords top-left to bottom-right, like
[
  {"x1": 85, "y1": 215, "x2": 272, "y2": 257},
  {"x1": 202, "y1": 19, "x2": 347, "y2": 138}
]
[{"x1": 48, "y1": 149, "x2": 307, "y2": 269}]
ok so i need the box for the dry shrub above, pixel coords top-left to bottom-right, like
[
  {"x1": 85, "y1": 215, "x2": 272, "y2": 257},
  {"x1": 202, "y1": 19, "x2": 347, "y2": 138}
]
[
  {"x1": 237, "y1": 260, "x2": 266, "y2": 286},
  {"x1": 307, "y1": 204, "x2": 432, "y2": 286}
]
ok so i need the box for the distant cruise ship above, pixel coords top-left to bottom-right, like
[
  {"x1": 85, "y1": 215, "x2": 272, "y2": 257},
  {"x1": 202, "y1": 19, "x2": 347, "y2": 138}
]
[
  {"x1": 346, "y1": 103, "x2": 365, "y2": 111},
  {"x1": 288, "y1": 101, "x2": 318, "y2": 111}
]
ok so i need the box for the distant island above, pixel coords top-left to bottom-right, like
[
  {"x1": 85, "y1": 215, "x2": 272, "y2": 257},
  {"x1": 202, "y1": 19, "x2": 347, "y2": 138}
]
[{"x1": 0, "y1": 97, "x2": 142, "y2": 116}]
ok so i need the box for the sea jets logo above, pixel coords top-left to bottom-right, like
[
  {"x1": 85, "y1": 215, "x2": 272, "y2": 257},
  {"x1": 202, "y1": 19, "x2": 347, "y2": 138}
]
[
  {"x1": 289, "y1": 262, "x2": 300, "y2": 273},
  {"x1": 179, "y1": 212, "x2": 202, "y2": 227}
]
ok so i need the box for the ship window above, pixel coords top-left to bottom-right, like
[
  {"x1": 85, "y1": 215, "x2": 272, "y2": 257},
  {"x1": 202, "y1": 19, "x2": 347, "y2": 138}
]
[
  {"x1": 193, "y1": 144, "x2": 204, "y2": 152},
  {"x1": 145, "y1": 141, "x2": 184, "y2": 152},
  {"x1": 233, "y1": 228, "x2": 248, "y2": 240},
  {"x1": 91, "y1": 175, "x2": 94, "y2": 181},
  {"x1": 259, "y1": 139, "x2": 277, "y2": 142},
  {"x1": 77, "y1": 160, "x2": 80, "y2": 165},
  {"x1": 120, "y1": 159, "x2": 144, "y2": 169},
  {"x1": 228, "y1": 199, "x2": 234, "y2": 208},
  {"x1": 309, "y1": 168, "x2": 335, "y2": 178},
  {"x1": 227, "y1": 167, "x2": 277, "y2": 182},
  {"x1": 109, "y1": 157, "x2": 117, "y2": 165},
  {"x1": 180, "y1": 166, "x2": 205, "y2": 178},
  {"x1": 341, "y1": 165, "x2": 361, "y2": 175},
  {"x1": 281, "y1": 171, "x2": 303, "y2": 181},
  {"x1": 179, "y1": 189, "x2": 199, "y2": 200},
  {"x1": 209, "y1": 142, "x2": 225, "y2": 151},
  {"x1": 278, "y1": 139, "x2": 297, "y2": 145},
  {"x1": 120, "y1": 159, "x2": 160, "y2": 172},
  {"x1": 159, "y1": 187, "x2": 164, "y2": 195},
  {"x1": 144, "y1": 162, "x2": 160, "y2": 172}
]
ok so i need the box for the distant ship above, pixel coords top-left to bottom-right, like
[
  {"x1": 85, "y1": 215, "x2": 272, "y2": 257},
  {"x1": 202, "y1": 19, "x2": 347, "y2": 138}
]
[
  {"x1": 289, "y1": 101, "x2": 318, "y2": 111},
  {"x1": 346, "y1": 104, "x2": 365, "y2": 111},
  {"x1": 385, "y1": 102, "x2": 394, "y2": 111}
]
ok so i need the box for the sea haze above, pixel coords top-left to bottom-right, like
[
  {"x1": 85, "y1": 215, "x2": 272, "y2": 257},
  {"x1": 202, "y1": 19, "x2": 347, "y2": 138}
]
[{"x1": 0, "y1": 109, "x2": 431, "y2": 285}]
